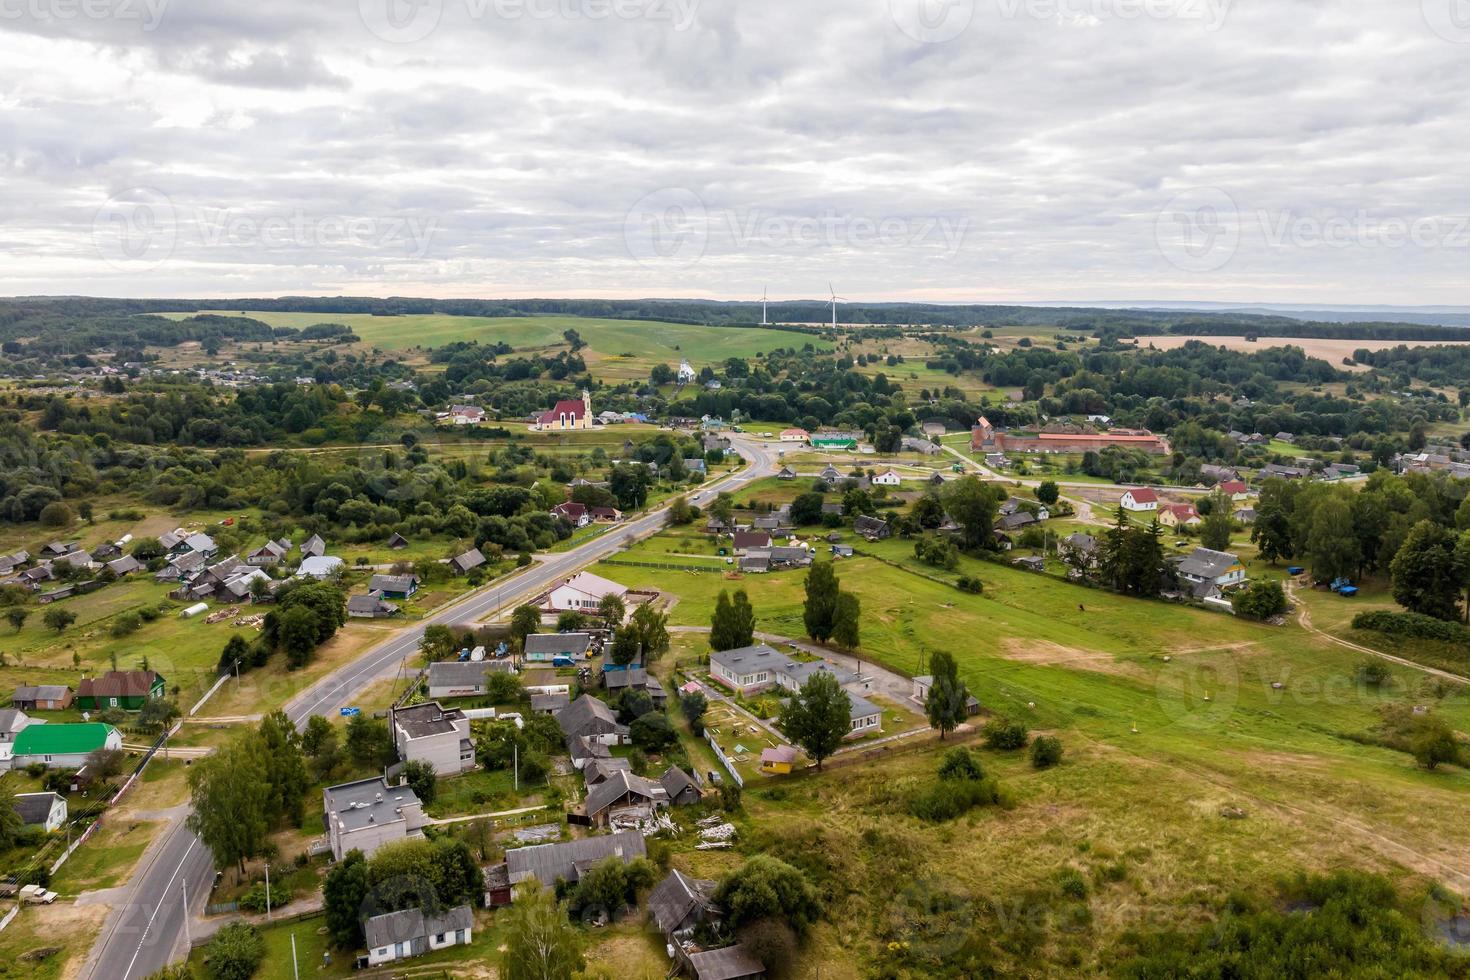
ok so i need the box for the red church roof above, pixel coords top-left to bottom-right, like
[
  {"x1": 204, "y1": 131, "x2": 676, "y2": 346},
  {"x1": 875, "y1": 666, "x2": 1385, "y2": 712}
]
[{"x1": 538, "y1": 399, "x2": 587, "y2": 424}]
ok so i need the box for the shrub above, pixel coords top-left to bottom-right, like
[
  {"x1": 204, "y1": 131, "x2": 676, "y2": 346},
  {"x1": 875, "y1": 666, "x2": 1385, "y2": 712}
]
[
  {"x1": 936, "y1": 747, "x2": 985, "y2": 782},
  {"x1": 1357, "y1": 660, "x2": 1392, "y2": 687},
  {"x1": 1231, "y1": 580, "x2": 1288, "y2": 621},
  {"x1": 982, "y1": 717, "x2": 1029, "y2": 751},
  {"x1": 908, "y1": 775, "x2": 1004, "y2": 822},
  {"x1": 110, "y1": 612, "x2": 142, "y2": 638},
  {"x1": 1057, "y1": 866, "x2": 1089, "y2": 899},
  {"x1": 955, "y1": 575, "x2": 984, "y2": 594},
  {"x1": 1352, "y1": 610, "x2": 1470, "y2": 644},
  {"x1": 1030, "y1": 735, "x2": 1063, "y2": 769},
  {"x1": 203, "y1": 923, "x2": 265, "y2": 980}
]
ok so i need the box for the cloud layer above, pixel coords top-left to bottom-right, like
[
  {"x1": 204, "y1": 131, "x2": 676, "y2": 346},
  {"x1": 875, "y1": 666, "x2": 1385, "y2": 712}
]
[{"x1": 3, "y1": 0, "x2": 1469, "y2": 304}]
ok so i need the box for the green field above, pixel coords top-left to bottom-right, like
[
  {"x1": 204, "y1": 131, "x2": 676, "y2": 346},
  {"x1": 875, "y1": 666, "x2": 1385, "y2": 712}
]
[{"x1": 172, "y1": 311, "x2": 829, "y2": 371}]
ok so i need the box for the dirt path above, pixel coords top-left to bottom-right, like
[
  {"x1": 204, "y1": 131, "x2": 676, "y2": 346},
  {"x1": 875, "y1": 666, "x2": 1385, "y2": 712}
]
[{"x1": 1287, "y1": 581, "x2": 1470, "y2": 687}]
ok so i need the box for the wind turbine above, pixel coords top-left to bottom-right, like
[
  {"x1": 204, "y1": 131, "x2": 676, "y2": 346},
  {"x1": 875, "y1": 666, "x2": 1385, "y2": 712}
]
[
  {"x1": 828, "y1": 282, "x2": 846, "y2": 331},
  {"x1": 760, "y1": 286, "x2": 770, "y2": 326}
]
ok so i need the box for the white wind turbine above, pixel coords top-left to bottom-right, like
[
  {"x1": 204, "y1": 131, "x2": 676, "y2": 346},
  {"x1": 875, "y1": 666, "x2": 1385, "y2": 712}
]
[
  {"x1": 828, "y1": 282, "x2": 846, "y2": 330},
  {"x1": 760, "y1": 286, "x2": 770, "y2": 326}
]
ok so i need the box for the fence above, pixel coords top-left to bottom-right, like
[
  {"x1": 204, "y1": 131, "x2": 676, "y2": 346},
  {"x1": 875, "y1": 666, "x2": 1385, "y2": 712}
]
[
  {"x1": 0, "y1": 905, "x2": 16, "y2": 934},
  {"x1": 600, "y1": 558, "x2": 725, "y2": 574},
  {"x1": 704, "y1": 730, "x2": 745, "y2": 787}
]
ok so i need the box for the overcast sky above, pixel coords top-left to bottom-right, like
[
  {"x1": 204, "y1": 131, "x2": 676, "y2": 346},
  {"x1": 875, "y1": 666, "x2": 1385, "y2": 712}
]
[{"x1": 3, "y1": 0, "x2": 1469, "y2": 305}]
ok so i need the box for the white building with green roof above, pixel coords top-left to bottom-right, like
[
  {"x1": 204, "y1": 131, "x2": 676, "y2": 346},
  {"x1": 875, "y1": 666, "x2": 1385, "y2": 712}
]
[{"x1": 8, "y1": 723, "x2": 121, "y2": 769}]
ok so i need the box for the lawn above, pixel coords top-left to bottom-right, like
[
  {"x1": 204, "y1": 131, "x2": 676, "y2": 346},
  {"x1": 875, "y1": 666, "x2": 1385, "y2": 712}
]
[
  {"x1": 0, "y1": 901, "x2": 107, "y2": 980},
  {"x1": 50, "y1": 816, "x2": 160, "y2": 894}
]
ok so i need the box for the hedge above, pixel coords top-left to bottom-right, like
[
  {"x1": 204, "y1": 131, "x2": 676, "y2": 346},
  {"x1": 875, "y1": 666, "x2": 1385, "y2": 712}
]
[{"x1": 1351, "y1": 610, "x2": 1470, "y2": 644}]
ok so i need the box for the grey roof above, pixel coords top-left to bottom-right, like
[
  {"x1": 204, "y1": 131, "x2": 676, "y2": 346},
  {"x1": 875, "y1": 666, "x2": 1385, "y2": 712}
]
[
  {"x1": 106, "y1": 555, "x2": 141, "y2": 576},
  {"x1": 568, "y1": 734, "x2": 612, "y2": 762},
  {"x1": 1063, "y1": 532, "x2": 1097, "y2": 554},
  {"x1": 1177, "y1": 547, "x2": 1241, "y2": 580},
  {"x1": 370, "y1": 573, "x2": 418, "y2": 593},
  {"x1": 739, "y1": 555, "x2": 770, "y2": 573},
  {"x1": 648, "y1": 868, "x2": 716, "y2": 935},
  {"x1": 12, "y1": 685, "x2": 69, "y2": 703},
  {"x1": 687, "y1": 944, "x2": 767, "y2": 980},
  {"x1": 584, "y1": 770, "x2": 666, "y2": 817},
  {"x1": 12, "y1": 792, "x2": 61, "y2": 826},
  {"x1": 504, "y1": 830, "x2": 647, "y2": 886},
  {"x1": 182, "y1": 533, "x2": 216, "y2": 553},
  {"x1": 766, "y1": 546, "x2": 812, "y2": 565},
  {"x1": 348, "y1": 594, "x2": 398, "y2": 615},
  {"x1": 363, "y1": 904, "x2": 473, "y2": 949},
  {"x1": 709, "y1": 644, "x2": 783, "y2": 677},
  {"x1": 555, "y1": 694, "x2": 621, "y2": 739},
  {"x1": 585, "y1": 757, "x2": 633, "y2": 784},
  {"x1": 524, "y1": 632, "x2": 593, "y2": 658},
  {"x1": 846, "y1": 690, "x2": 882, "y2": 719},
  {"x1": 659, "y1": 766, "x2": 700, "y2": 802},
  {"x1": 780, "y1": 659, "x2": 856, "y2": 688},
  {"x1": 300, "y1": 534, "x2": 326, "y2": 556},
  {"x1": 323, "y1": 777, "x2": 421, "y2": 834},
  {"x1": 392, "y1": 702, "x2": 466, "y2": 739},
  {"x1": 531, "y1": 692, "x2": 571, "y2": 713},
  {"x1": 428, "y1": 661, "x2": 505, "y2": 689},
  {"x1": 604, "y1": 667, "x2": 648, "y2": 690},
  {"x1": 997, "y1": 512, "x2": 1036, "y2": 531},
  {"x1": 0, "y1": 708, "x2": 28, "y2": 733},
  {"x1": 451, "y1": 548, "x2": 486, "y2": 572}
]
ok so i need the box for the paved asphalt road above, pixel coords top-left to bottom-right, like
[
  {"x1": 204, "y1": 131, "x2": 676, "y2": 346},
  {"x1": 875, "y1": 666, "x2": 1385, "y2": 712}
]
[{"x1": 82, "y1": 433, "x2": 777, "y2": 980}]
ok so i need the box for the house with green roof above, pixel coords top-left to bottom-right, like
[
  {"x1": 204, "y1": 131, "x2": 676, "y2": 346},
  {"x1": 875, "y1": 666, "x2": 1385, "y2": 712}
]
[{"x1": 9, "y1": 723, "x2": 122, "y2": 769}]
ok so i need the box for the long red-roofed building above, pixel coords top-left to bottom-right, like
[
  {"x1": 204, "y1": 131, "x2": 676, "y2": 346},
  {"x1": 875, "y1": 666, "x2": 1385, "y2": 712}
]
[
  {"x1": 534, "y1": 390, "x2": 593, "y2": 431},
  {"x1": 972, "y1": 418, "x2": 1169, "y2": 456}
]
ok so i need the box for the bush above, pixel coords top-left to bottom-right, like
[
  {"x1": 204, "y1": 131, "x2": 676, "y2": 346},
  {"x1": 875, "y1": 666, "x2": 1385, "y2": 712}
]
[
  {"x1": 1030, "y1": 735, "x2": 1063, "y2": 769},
  {"x1": 1357, "y1": 660, "x2": 1392, "y2": 687},
  {"x1": 908, "y1": 775, "x2": 1004, "y2": 822},
  {"x1": 204, "y1": 923, "x2": 265, "y2": 980},
  {"x1": 1056, "y1": 866, "x2": 1089, "y2": 899},
  {"x1": 110, "y1": 612, "x2": 142, "y2": 638},
  {"x1": 982, "y1": 717, "x2": 1029, "y2": 751},
  {"x1": 936, "y1": 747, "x2": 985, "y2": 782},
  {"x1": 236, "y1": 881, "x2": 287, "y2": 913},
  {"x1": 1230, "y1": 580, "x2": 1288, "y2": 620},
  {"x1": 1352, "y1": 610, "x2": 1470, "y2": 644},
  {"x1": 955, "y1": 575, "x2": 984, "y2": 594}
]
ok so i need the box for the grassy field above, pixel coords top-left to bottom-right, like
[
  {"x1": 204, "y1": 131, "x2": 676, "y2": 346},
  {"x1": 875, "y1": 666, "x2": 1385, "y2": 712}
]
[
  {"x1": 583, "y1": 535, "x2": 1470, "y2": 971},
  {"x1": 172, "y1": 311, "x2": 829, "y2": 372}
]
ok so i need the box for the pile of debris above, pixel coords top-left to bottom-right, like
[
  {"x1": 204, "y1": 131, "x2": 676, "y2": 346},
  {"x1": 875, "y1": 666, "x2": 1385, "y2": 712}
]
[
  {"x1": 233, "y1": 614, "x2": 265, "y2": 629},
  {"x1": 204, "y1": 605, "x2": 241, "y2": 624},
  {"x1": 695, "y1": 822, "x2": 737, "y2": 850}
]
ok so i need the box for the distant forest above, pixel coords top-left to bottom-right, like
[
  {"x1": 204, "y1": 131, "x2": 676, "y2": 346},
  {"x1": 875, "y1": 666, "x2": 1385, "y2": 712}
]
[{"x1": 2, "y1": 296, "x2": 1468, "y2": 344}]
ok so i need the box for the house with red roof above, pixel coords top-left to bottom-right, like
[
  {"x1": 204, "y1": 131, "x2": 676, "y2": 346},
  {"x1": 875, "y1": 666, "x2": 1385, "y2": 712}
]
[
  {"x1": 1120, "y1": 487, "x2": 1158, "y2": 512},
  {"x1": 1219, "y1": 480, "x2": 1250, "y2": 501},
  {"x1": 533, "y1": 390, "x2": 592, "y2": 432},
  {"x1": 551, "y1": 502, "x2": 590, "y2": 527},
  {"x1": 1158, "y1": 503, "x2": 1201, "y2": 528}
]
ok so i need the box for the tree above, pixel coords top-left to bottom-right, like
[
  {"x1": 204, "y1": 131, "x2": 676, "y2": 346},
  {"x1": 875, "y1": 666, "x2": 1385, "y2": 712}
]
[
  {"x1": 1305, "y1": 496, "x2": 1360, "y2": 583},
  {"x1": 218, "y1": 633, "x2": 250, "y2": 675},
  {"x1": 402, "y1": 759, "x2": 438, "y2": 804},
  {"x1": 779, "y1": 671, "x2": 849, "y2": 770},
  {"x1": 1231, "y1": 580, "x2": 1289, "y2": 621},
  {"x1": 323, "y1": 850, "x2": 370, "y2": 949},
  {"x1": 941, "y1": 476, "x2": 1001, "y2": 552},
  {"x1": 1199, "y1": 492, "x2": 1234, "y2": 551},
  {"x1": 418, "y1": 623, "x2": 456, "y2": 662},
  {"x1": 276, "y1": 603, "x2": 321, "y2": 669},
  {"x1": 708, "y1": 492, "x2": 735, "y2": 529},
  {"x1": 5, "y1": 608, "x2": 27, "y2": 632},
  {"x1": 680, "y1": 691, "x2": 709, "y2": 735},
  {"x1": 710, "y1": 591, "x2": 738, "y2": 652},
  {"x1": 88, "y1": 745, "x2": 127, "y2": 780},
  {"x1": 556, "y1": 610, "x2": 587, "y2": 632},
  {"x1": 730, "y1": 590, "x2": 757, "y2": 649},
  {"x1": 38, "y1": 501, "x2": 74, "y2": 528},
  {"x1": 608, "y1": 625, "x2": 640, "y2": 666},
  {"x1": 1036, "y1": 480, "x2": 1059, "y2": 506},
  {"x1": 924, "y1": 650, "x2": 970, "y2": 740},
  {"x1": 630, "y1": 711, "x2": 676, "y2": 752},
  {"x1": 1410, "y1": 716, "x2": 1460, "y2": 770},
  {"x1": 138, "y1": 697, "x2": 180, "y2": 733},
  {"x1": 982, "y1": 717, "x2": 1029, "y2": 750},
  {"x1": 257, "y1": 710, "x2": 309, "y2": 825},
  {"x1": 42, "y1": 608, "x2": 75, "y2": 633},
  {"x1": 1251, "y1": 477, "x2": 1297, "y2": 564},
  {"x1": 937, "y1": 747, "x2": 985, "y2": 781},
  {"x1": 187, "y1": 736, "x2": 270, "y2": 876},
  {"x1": 345, "y1": 714, "x2": 394, "y2": 770},
  {"x1": 0, "y1": 785, "x2": 25, "y2": 852},
  {"x1": 714, "y1": 855, "x2": 822, "y2": 933},
  {"x1": 597, "y1": 592, "x2": 626, "y2": 629},
  {"x1": 790, "y1": 491, "x2": 825, "y2": 526},
  {"x1": 510, "y1": 604, "x2": 540, "y2": 649},
  {"x1": 831, "y1": 590, "x2": 860, "y2": 650},
  {"x1": 302, "y1": 715, "x2": 340, "y2": 780},
  {"x1": 667, "y1": 495, "x2": 693, "y2": 526},
  {"x1": 203, "y1": 923, "x2": 265, "y2": 980},
  {"x1": 1390, "y1": 520, "x2": 1465, "y2": 621},
  {"x1": 500, "y1": 884, "x2": 586, "y2": 980},
  {"x1": 629, "y1": 602, "x2": 670, "y2": 662},
  {"x1": 609, "y1": 463, "x2": 652, "y2": 510},
  {"x1": 802, "y1": 562, "x2": 840, "y2": 643}
]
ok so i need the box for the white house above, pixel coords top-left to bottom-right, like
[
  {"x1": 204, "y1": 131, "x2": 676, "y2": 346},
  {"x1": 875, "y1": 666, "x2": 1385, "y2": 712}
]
[
  {"x1": 12, "y1": 792, "x2": 66, "y2": 833},
  {"x1": 547, "y1": 571, "x2": 628, "y2": 613},
  {"x1": 710, "y1": 645, "x2": 881, "y2": 740},
  {"x1": 323, "y1": 777, "x2": 426, "y2": 861},
  {"x1": 449, "y1": 405, "x2": 485, "y2": 425},
  {"x1": 1120, "y1": 488, "x2": 1158, "y2": 512},
  {"x1": 779, "y1": 428, "x2": 809, "y2": 443},
  {"x1": 389, "y1": 702, "x2": 475, "y2": 776},
  {"x1": 364, "y1": 905, "x2": 473, "y2": 966},
  {"x1": 298, "y1": 555, "x2": 345, "y2": 579},
  {"x1": 677, "y1": 360, "x2": 697, "y2": 384},
  {"x1": 873, "y1": 469, "x2": 902, "y2": 487}
]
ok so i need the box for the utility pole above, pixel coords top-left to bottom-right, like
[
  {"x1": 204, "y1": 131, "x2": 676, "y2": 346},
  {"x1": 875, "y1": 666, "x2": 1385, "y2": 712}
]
[
  {"x1": 513, "y1": 741, "x2": 519, "y2": 793},
  {"x1": 265, "y1": 863, "x2": 272, "y2": 920},
  {"x1": 181, "y1": 877, "x2": 191, "y2": 948},
  {"x1": 290, "y1": 934, "x2": 300, "y2": 980}
]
